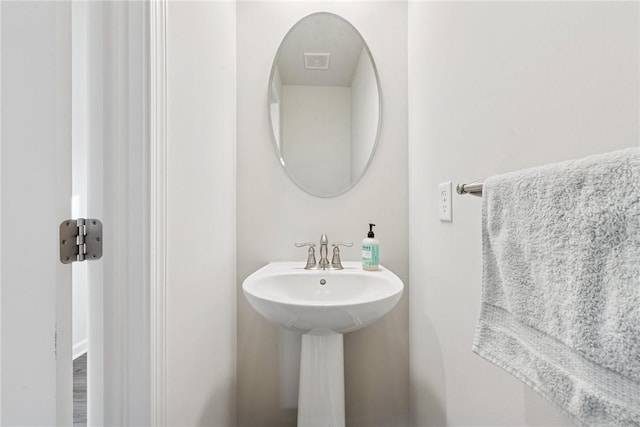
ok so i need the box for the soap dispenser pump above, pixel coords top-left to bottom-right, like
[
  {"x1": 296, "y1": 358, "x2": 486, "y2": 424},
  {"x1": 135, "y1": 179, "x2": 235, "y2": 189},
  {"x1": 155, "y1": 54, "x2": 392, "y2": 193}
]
[{"x1": 362, "y1": 223, "x2": 379, "y2": 271}]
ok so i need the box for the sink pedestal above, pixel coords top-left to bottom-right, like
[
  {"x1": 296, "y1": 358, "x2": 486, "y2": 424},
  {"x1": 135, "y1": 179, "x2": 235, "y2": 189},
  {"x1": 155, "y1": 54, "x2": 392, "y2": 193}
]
[{"x1": 298, "y1": 330, "x2": 345, "y2": 427}]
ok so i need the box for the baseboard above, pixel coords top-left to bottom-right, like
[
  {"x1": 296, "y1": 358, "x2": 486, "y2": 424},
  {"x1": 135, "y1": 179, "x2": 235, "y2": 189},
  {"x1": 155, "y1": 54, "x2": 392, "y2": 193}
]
[{"x1": 73, "y1": 339, "x2": 88, "y2": 360}]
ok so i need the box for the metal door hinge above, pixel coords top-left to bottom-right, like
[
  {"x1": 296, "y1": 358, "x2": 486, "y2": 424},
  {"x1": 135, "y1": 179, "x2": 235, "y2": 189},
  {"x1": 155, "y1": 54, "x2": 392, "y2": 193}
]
[{"x1": 59, "y1": 218, "x2": 103, "y2": 264}]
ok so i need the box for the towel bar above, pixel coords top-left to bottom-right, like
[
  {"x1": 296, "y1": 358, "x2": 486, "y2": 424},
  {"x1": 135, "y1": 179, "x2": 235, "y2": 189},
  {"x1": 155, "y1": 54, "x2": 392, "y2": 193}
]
[{"x1": 456, "y1": 180, "x2": 484, "y2": 196}]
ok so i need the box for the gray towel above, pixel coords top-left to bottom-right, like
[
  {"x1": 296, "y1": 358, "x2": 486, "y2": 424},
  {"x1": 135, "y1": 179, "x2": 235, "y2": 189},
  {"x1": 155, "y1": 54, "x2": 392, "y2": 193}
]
[{"x1": 473, "y1": 148, "x2": 640, "y2": 426}]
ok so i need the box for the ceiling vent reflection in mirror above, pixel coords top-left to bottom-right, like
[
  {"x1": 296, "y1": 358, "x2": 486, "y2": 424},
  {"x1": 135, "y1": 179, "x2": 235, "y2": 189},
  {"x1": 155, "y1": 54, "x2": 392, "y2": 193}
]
[{"x1": 304, "y1": 53, "x2": 330, "y2": 70}]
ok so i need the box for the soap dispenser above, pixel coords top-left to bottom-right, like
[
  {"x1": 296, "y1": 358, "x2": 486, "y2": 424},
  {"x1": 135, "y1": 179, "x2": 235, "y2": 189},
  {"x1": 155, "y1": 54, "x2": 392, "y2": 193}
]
[{"x1": 362, "y1": 223, "x2": 379, "y2": 271}]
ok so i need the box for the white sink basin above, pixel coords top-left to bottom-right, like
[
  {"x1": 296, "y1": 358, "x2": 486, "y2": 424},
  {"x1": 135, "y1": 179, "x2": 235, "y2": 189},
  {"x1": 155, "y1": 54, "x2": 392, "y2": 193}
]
[
  {"x1": 242, "y1": 261, "x2": 403, "y2": 333},
  {"x1": 243, "y1": 261, "x2": 404, "y2": 427}
]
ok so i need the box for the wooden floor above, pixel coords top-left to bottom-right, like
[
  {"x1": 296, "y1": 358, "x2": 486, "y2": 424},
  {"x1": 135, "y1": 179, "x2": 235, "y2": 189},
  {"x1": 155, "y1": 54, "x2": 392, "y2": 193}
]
[{"x1": 73, "y1": 353, "x2": 87, "y2": 427}]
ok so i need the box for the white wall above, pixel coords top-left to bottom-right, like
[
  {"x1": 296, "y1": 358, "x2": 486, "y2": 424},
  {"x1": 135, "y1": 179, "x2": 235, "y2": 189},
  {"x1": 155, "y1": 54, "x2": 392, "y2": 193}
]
[
  {"x1": 281, "y1": 84, "x2": 351, "y2": 194},
  {"x1": 166, "y1": 2, "x2": 236, "y2": 426},
  {"x1": 350, "y1": 47, "x2": 379, "y2": 183},
  {"x1": 237, "y1": 2, "x2": 408, "y2": 426},
  {"x1": 408, "y1": 2, "x2": 639, "y2": 426}
]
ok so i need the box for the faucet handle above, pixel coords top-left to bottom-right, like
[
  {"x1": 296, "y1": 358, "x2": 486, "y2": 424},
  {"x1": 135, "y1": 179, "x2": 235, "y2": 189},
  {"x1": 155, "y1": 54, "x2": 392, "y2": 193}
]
[
  {"x1": 295, "y1": 242, "x2": 316, "y2": 248},
  {"x1": 331, "y1": 242, "x2": 353, "y2": 248},
  {"x1": 295, "y1": 242, "x2": 317, "y2": 270},
  {"x1": 330, "y1": 242, "x2": 353, "y2": 270}
]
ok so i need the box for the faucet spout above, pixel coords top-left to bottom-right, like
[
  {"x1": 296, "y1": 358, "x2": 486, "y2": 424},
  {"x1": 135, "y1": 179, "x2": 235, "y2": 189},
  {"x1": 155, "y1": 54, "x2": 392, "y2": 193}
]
[{"x1": 318, "y1": 234, "x2": 330, "y2": 270}]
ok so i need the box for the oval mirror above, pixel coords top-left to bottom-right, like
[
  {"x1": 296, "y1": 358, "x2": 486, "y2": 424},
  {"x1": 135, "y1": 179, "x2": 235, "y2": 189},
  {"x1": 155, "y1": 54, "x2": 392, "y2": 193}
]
[{"x1": 268, "y1": 12, "x2": 381, "y2": 197}]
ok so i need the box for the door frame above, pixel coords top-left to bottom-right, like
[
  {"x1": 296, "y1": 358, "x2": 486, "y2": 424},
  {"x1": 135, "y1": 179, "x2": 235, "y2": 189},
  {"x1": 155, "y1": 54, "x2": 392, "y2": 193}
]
[
  {"x1": 92, "y1": 2, "x2": 168, "y2": 424},
  {"x1": 149, "y1": 0, "x2": 168, "y2": 425},
  {"x1": 86, "y1": 1, "x2": 166, "y2": 425}
]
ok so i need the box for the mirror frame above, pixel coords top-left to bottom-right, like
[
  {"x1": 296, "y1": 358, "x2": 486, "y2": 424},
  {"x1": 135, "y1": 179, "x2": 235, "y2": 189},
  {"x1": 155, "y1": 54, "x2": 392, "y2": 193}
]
[{"x1": 267, "y1": 11, "x2": 383, "y2": 198}]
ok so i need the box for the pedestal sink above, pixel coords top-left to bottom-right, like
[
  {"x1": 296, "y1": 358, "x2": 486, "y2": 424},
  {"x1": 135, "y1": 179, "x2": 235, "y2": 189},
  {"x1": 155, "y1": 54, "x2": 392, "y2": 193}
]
[{"x1": 242, "y1": 261, "x2": 404, "y2": 427}]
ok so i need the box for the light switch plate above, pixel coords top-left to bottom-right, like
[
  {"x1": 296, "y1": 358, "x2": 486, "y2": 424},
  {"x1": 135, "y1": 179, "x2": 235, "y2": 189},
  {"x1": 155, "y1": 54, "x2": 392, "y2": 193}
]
[{"x1": 439, "y1": 181, "x2": 452, "y2": 222}]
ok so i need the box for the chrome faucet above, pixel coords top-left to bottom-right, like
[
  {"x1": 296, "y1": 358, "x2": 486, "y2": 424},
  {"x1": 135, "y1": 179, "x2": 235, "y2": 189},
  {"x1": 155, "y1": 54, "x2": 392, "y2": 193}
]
[
  {"x1": 318, "y1": 234, "x2": 330, "y2": 270},
  {"x1": 296, "y1": 235, "x2": 353, "y2": 270}
]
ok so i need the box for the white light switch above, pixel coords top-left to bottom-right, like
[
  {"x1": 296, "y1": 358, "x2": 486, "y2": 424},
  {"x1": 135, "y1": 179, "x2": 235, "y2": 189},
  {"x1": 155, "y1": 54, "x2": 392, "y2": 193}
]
[{"x1": 439, "y1": 181, "x2": 452, "y2": 222}]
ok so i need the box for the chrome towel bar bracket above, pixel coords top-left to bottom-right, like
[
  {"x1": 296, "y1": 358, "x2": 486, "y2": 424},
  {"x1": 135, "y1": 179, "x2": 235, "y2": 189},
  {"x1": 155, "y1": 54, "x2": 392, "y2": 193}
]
[{"x1": 456, "y1": 180, "x2": 484, "y2": 196}]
